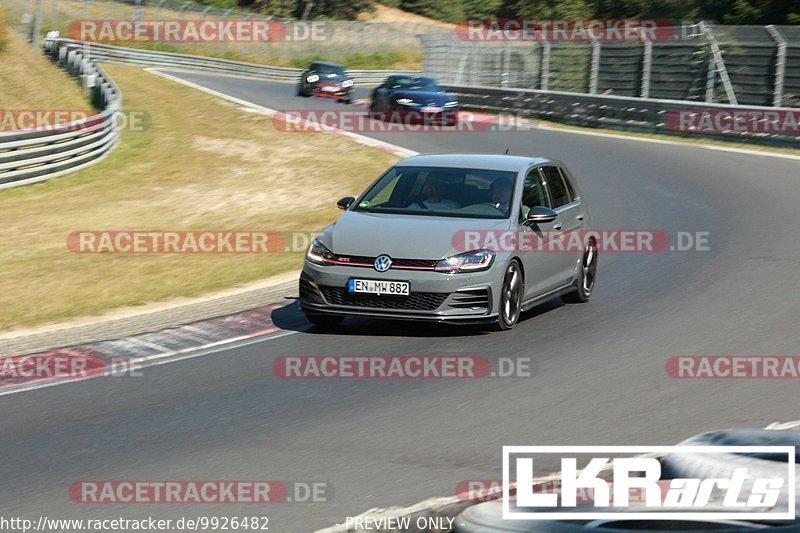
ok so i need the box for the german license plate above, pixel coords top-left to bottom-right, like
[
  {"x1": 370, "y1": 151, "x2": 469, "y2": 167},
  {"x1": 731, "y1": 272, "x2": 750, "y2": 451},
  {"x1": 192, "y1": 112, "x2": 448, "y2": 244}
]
[
  {"x1": 348, "y1": 279, "x2": 409, "y2": 296},
  {"x1": 321, "y1": 86, "x2": 339, "y2": 92}
]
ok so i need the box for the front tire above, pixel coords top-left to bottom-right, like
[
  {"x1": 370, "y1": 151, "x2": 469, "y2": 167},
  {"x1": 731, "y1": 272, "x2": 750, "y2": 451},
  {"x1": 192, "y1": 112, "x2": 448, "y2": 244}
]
[
  {"x1": 498, "y1": 260, "x2": 524, "y2": 330},
  {"x1": 562, "y1": 239, "x2": 597, "y2": 303},
  {"x1": 304, "y1": 313, "x2": 344, "y2": 329},
  {"x1": 369, "y1": 99, "x2": 382, "y2": 120}
]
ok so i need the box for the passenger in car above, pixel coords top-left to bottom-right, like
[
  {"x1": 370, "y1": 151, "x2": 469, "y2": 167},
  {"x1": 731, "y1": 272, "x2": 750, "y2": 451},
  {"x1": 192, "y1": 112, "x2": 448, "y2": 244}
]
[{"x1": 411, "y1": 176, "x2": 461, "y2": 210}]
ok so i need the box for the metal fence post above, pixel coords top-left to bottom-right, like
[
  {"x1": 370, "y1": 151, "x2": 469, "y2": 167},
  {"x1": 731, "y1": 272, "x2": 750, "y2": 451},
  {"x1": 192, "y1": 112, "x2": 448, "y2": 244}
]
[
  {"x1": 699, "y1": 22, "x2": 737, "y2": 105},
  {"x1": 589, "y1": 38, "x2": 601, "y2": 94},
  {"x1": 540, "y1": 41, "x2": 550, "y2": 91},
  {"x1": 765, "y1": 25, "x2": 786, "y2": 107},
  {"x1": 640, "y1": 34, "x2": 652, "y2": 99},
  {"x1": 31, "y1": 0, "x2": 44, "y2": 47},
  {"x1": 705, "y1": 51, "x2": 716, "y2": 102}
]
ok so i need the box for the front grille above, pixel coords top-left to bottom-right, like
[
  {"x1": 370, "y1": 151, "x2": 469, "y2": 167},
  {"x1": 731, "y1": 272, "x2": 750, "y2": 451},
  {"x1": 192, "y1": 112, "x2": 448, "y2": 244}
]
[
  {"x1": 319, "y1": 287, "x2": 447, "y2": 311},
  {"x1": 394, "y1": 258, "x2": 438, "y2": 268},
  {"x1": 449, "y1": 288, "x2": 490, "y2": 310},
  {"x1": 336, "y1": 255, "x2": 437, "y2": 269}
]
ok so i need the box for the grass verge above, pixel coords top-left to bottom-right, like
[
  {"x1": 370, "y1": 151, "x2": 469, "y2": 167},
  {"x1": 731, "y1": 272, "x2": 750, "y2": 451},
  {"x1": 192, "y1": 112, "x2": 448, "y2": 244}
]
[
  {"x1": 0, "y1": 22, "x2": 90, "y2": 111},
  {"x1": 0, "y1": 64, "x2": 397, "y2": 331},
  {"x1": 0, "y1": 7, "x2": 8, "y2": 53},
  {"x1": 3, "y1": 0, "x2": 425, "y2": 70}
]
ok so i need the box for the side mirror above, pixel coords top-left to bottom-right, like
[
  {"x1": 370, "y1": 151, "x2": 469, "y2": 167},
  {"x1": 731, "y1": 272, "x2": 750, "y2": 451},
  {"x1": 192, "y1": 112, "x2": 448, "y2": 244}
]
[
  {"x1": 337, "y1": 196, "x2": 355, "y2": 210},
  {"x1": 526, "y1": 206, "x2": 558, "y2": 224}
]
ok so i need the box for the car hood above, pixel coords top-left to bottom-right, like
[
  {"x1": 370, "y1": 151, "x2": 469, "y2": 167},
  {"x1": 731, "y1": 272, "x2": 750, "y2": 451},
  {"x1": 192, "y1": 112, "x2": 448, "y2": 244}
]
[
  {"x1": 326, "y1": 211, "x2": 511, "y2": 259},
  {"x1": 391, "y1": 90, "x2": 457, "y2": 106}
]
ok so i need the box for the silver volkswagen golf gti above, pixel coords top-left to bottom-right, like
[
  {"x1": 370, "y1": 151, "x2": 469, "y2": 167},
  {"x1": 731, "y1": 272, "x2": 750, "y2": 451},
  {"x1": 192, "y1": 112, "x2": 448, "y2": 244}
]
[{"x1": 299, "y1": 154, "x2": 597, "y2": 330}]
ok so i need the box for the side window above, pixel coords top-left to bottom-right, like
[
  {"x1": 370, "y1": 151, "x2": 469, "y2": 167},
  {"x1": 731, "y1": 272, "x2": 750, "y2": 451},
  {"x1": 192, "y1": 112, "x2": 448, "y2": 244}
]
[
  {"x1": 558, "y1": 167, "x2": 578, "y2": 201},
  {"x1": 540, "y1": 166, "x2": 571, "y2": 208},
  {"x1": 520, "y1": 167, "x2": 549, "y2": 221}
]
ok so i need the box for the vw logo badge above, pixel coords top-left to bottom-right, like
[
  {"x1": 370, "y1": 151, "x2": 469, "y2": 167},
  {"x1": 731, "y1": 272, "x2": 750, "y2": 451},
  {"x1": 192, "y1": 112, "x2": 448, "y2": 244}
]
[{"x1": 374, "y1": 255, "x2": 392, "y2": 272}]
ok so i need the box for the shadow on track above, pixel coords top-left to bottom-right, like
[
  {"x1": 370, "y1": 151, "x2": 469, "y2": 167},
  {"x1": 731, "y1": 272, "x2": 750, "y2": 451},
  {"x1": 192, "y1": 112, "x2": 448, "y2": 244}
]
[{"x1": 270, "y1": 298, "x2": 565, "y2": 337}]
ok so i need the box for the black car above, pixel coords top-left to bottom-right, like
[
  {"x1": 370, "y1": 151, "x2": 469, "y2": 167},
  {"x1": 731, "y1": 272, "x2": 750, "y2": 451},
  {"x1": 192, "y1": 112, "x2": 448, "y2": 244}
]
[
  {"x1": 297, "y1": 61, "x2": 353, "y2": 104},
  {"x1": 369, "y1": 75, "x2": 459, "y2": 125}
]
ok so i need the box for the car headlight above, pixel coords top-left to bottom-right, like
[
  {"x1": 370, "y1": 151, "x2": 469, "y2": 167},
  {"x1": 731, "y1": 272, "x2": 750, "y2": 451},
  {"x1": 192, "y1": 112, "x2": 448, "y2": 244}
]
[
  {"x1": 306, "y1": 239, "x2": 336, "y2": 265},
  {"x1": 396, "y1": 98, "x2": 416, "y2": 105},
  {"x1": 307, "y1": 75, "x2": 319, "y2": 83},
  {"x1": 434, "y1": 250, "x2": 495, "y2": 273},
  {"x1": 443, "y1": 101, "x2": 459, "y2": 107},
  {"x1": 341, "y1": 80, "x2": 353, "y2": 88}
]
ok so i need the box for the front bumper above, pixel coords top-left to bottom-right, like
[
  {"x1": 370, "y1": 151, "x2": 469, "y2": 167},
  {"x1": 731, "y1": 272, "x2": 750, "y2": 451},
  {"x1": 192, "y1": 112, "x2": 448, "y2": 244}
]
[
  {"x1": 313, "y1": 84, "x2": 352, "y2": 100},
  {"x1": 379, "y1": 107, "x2": 459, "y2": 125},
  {"x1": 299, "y1": 262, "x2": 499, "y2": 323}
]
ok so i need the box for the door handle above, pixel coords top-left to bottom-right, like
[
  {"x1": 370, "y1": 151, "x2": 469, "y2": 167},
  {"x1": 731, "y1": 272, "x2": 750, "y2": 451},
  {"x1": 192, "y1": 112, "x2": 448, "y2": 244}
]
[
  {"x1": 553, "y1": 222, "x2": 563, "y2": 230},
  {"x1": 576, "y1": 214, "x2": 585, "y2": 221}
]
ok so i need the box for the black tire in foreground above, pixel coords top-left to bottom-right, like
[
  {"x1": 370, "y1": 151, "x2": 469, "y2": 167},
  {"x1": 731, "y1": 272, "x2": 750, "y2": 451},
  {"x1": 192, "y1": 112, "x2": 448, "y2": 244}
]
[
  {"x1": 454, "y1": 499, "x2": 799, "y2": 532},
  {"x1": 661, "y1": 428, "x2": 800, "y2": 482}
]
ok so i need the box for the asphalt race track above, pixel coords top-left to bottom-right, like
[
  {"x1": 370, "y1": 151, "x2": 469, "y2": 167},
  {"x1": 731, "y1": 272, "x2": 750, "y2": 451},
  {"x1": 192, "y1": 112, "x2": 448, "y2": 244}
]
[{"x1": 1, "y1": 72, "x2": 799, "y2": 532}]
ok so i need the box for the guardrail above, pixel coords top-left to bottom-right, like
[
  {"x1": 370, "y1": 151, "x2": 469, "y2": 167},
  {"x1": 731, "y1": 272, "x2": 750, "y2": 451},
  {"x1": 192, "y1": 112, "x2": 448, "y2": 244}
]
[
  {"x1": 444, "y1": 84, "x2": 800, "y2": 148},
  {"x1": 51, "y1": 39, "x2": 419, "y2": 87},
  {"x1": 23, "y1": 40, "x2": 798, "y2": 156},
  {"x1": 0, "y1": 39, "x2": 122, "y2": 189}
]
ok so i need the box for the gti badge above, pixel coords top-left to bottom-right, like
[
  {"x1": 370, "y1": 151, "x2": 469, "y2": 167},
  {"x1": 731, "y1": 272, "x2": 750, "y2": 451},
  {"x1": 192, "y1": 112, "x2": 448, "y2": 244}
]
[{"x1": 373, "y1": 255, "x2": 392, "y2": 272}]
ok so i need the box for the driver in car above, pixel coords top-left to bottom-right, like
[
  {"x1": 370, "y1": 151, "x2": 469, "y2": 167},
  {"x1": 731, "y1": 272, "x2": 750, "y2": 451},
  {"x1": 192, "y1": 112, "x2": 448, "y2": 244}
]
[
  {"x1": 411, "y1": 175, "x2": 460, "y2": 210},
  {"x1": 488, "y1": 178, "x2": 514, "y2": 215}
]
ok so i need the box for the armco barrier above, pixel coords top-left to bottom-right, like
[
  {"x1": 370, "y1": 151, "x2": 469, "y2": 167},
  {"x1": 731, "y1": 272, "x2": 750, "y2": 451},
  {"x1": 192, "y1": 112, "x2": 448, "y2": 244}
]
[
  {"x1": 50, "y1": 40, "x2": 800, "y2": 149},
  {"x1": 0, "y1": 40, "x2": 122, "y2": 190},
  {"x1": 444, "y1": 84, "x2": 800, "y2": 148},
  {"x1": 51, "y1": 39, "x2": 420, "y2": 87},
  {"x1": 31, "y1": 40, "x2": 800, "y2": 154}
]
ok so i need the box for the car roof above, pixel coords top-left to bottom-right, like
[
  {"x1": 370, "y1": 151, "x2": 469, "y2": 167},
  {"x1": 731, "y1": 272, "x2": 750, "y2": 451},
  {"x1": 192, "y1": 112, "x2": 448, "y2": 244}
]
[
  {"x1": 311, "y1": 61, "x2": 344, "y2": 68},
  {"x1": 394, "y1": 153, "x2": 555, "y2": 173},
  {"x1": 390, "y1": 74, "x2": 436, "y2": 82}
]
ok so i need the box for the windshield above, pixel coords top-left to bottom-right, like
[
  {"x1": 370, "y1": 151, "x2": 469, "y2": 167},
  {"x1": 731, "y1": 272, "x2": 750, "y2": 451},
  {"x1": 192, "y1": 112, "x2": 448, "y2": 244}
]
[
  {"x1": 354, "y1": 165, "x2": 517, "y2": 219},
  {"x1": 390, "y1": 77, "x2": 440, "y2": 92},
  {"x1": 315, "y1": 64, "x2": 345, "y2": 77}
]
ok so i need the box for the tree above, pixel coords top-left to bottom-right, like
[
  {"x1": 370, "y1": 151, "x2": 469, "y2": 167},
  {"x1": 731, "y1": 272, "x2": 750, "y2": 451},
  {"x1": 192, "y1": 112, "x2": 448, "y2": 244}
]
[
  {"x1": 462, "y1": 0, "x2": 502, "y2": 19},
  {"x1": 399, "y1": 0, "x2": 466, "y2": 22},
  {"x1": 511, "y1": 0, "x2": 593, "y2": 19}
]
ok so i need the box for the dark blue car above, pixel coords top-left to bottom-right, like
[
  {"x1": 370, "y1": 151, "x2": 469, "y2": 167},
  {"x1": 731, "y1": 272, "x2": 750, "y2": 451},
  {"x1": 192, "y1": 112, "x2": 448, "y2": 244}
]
[
  {"x1": 369, "y1": 75, "x2": 459, "y2": 126},
  {"x1": 297, "y1": 61, "x2": 353, "y2": 104}
]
